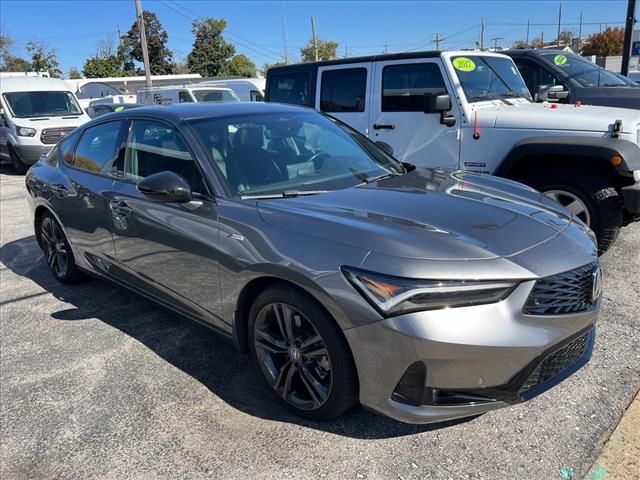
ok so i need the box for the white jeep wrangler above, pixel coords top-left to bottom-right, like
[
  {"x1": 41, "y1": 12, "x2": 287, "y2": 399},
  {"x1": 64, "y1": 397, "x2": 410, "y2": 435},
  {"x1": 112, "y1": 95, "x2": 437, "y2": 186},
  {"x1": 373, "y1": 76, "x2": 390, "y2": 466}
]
[{"x1": 266, "y1": 51, "x2": 640, "y2": 254}]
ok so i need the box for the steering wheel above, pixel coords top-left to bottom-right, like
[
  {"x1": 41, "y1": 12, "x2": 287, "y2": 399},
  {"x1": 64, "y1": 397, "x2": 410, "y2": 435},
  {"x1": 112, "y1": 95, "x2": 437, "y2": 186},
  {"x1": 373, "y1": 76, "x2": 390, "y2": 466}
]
[{"x1": 309, "y1": 152, "x2": 330, "y2": 171}]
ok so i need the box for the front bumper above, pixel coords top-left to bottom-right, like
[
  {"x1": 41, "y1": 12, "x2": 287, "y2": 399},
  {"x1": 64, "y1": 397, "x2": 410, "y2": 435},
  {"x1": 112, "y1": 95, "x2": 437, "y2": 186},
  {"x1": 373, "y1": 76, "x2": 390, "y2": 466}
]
[
  {"x1": 12, "y1": 144, "x2": 50, "y2": 166},
  {"x1": 343, "y1": 281, "x2": 597, "y2": 424},
  {"x1": 621, "y1": 181, "x2": 640, "y2": 215}
]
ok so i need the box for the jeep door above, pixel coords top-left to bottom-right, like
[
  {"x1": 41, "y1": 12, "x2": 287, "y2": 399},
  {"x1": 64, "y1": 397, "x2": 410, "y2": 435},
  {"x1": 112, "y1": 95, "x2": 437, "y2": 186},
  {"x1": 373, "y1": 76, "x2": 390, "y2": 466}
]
[
  {"x1": 370, "y1": 59, "x2": 461, "y2": 168},
  {"x1": 316, "y1": 63, "x2": 372, "y2": 136}
]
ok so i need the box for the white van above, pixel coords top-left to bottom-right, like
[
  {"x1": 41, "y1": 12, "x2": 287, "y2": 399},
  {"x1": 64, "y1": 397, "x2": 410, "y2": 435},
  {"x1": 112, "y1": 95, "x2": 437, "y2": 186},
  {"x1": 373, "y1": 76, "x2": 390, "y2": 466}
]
[
  {"x1": 136, "y1": 85, "x2": 240, "y2": 106},
  {"x1": 0, "y1": 76, "x2": 90, "y2": 173},
  {"x1": 200, "y1": 78, "x2": 266, "y2": 101}
]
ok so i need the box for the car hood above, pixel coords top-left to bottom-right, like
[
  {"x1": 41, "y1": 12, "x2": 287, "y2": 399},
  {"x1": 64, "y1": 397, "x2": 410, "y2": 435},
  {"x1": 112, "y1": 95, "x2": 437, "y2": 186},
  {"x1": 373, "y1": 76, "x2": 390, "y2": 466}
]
[
  {"x1": 482, "y1": 102, "x2": 640, "y2": 134},
  {"x1": 257, "y1": 168, "x2": 582, "y2": 261},
  {"x1": 572, "y1": 87, "x2": 640, "y2": 109}
]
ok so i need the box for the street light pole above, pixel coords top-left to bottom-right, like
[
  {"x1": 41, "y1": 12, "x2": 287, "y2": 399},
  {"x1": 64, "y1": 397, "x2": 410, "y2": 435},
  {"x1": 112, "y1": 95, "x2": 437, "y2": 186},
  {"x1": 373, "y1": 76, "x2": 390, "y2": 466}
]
[
  {"x1": 621, "y1": 0, "x2": 637, "y2": 75},
  {"x1": 134, "y1": 0, "x2": 152, "y2": 87}
]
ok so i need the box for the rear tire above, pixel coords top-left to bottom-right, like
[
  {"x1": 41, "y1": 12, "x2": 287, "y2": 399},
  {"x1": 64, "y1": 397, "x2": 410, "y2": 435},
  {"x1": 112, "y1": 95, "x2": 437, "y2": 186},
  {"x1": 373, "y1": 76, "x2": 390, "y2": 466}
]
[
  {"x1": 37, "y1": 212, "x2": 87, "y2": 284},
  {"x1": 9, "y1": 145, "x2": 28, "y2": 175},
  {"x1": 248, "y1": 285, "x2": 358, "y2": 420},
  {"x1": 525, "y1": 168, "x2": 622, "y2": 255}
]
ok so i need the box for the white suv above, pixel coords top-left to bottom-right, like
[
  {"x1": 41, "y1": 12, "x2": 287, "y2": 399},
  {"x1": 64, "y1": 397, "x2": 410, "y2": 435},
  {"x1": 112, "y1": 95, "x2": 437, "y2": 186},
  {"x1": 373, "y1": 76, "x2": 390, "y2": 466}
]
[{"x1": 266, "y1": 50, "x2": 640, "y2": 254}]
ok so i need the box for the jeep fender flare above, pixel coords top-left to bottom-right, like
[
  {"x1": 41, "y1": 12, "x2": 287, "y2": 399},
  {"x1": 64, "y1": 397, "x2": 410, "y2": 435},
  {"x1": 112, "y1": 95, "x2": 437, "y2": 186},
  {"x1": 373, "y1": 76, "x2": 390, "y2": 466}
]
[{"x1": 495, "y1": 136, "x2": 640, "y2": 178}]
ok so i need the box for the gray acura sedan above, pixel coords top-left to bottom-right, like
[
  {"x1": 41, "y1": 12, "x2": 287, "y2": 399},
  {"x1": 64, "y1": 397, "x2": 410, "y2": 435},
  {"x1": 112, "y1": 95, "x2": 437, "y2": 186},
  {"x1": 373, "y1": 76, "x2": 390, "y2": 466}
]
[{"x1": 25, "y1": 102, "x2": 601, "y2": 424}]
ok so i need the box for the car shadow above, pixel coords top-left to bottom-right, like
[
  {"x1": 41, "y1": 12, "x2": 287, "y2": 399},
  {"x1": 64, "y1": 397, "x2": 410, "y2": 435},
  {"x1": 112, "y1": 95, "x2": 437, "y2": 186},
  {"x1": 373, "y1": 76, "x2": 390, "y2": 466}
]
[{"x1": 1, "y1": 234, "x2": 477, "y2": 439}]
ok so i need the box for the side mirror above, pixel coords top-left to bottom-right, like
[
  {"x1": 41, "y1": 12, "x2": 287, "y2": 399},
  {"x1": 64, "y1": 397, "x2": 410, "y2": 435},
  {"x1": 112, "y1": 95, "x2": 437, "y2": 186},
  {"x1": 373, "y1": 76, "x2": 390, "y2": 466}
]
[
  {"x1": 535, "y1": 84, "x2": 567, "y2": 102},
  {"x1": 137, "y1": 171, "x2": 192, "y2": 203},
  {"x1": 375, "y1": 141, "x2": 394, "y2": 156},
  {"x1": 423, "y1": 93, "x2": 452, "y2": 114}
]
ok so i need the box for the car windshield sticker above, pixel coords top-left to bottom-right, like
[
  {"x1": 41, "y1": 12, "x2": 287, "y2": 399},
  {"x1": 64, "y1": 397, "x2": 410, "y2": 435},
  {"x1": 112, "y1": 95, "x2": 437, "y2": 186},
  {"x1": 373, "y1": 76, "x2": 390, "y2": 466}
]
[
  {"x1": 115, "y1": 106, "x2": 125, "y2": 112},
  {"x1": 453, "y1": 57, "x2": 476, "y2": 72},
  {"x1": 554, "y1": 55, "x2": 568, "y2": 66}
]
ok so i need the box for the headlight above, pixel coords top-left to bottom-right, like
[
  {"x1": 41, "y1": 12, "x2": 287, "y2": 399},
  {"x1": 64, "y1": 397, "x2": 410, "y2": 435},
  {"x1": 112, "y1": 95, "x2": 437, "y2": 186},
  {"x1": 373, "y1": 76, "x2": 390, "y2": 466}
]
[
  {"x1": 17, "y1": 127, "x2": 36, "y2": 137},
  {"x1": 342, "y1": 267, "x2": 517, "y2": 316}
]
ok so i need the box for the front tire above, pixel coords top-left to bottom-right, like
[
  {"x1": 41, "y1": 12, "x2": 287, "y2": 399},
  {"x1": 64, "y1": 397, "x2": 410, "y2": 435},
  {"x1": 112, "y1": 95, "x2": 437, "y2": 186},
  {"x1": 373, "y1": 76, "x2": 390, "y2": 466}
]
[
  {"x1": 525, "y1": 168, "x2": 622, "y2": 255},
  {"x1": 37, "y1": 212, "x2": 87, "y2": 284},
  {"x1": 249, "y1": 286, "x2": 358, "y2": 420}
]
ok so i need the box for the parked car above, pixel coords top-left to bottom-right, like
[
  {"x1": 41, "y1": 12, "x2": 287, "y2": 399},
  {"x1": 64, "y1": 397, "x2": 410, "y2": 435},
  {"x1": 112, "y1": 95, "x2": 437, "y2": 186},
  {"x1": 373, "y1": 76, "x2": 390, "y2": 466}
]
[
  {"x1": 200, "y1": 78, "x2": 266, "y2": 101},
  {"x1": 136, "y1": 85, "x2": 240, "y2": 105},
  {"x1": 0, "y1": 76, "x2": 90, "y2": 174},
  {"x1": 265, "y1": 50, "x2": 640, "y2": 254},
  {"x1": 505, "y1": 49, "x2": 640, "y2": 109},
  {"x1": 26, "y1": 102, "x2": 601, "y2": 424},
  {"x1": 87, "y1": 102, "x2": 144, "y2": 119}
]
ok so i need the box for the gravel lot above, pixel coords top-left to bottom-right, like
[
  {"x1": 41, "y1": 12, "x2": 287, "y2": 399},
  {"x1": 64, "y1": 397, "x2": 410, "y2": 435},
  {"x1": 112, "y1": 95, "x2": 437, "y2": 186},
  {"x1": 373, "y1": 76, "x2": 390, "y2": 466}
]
[{"x1": 1, "y1": 166, "x2": 639, "y2": 480}]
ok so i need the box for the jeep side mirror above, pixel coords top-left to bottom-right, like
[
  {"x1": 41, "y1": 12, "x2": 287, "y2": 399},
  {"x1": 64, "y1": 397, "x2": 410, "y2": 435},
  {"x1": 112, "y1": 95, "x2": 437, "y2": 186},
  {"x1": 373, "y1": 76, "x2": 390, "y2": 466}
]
[
  {"x1": 535, "y1": 84, "x2": 568, "y2": 102},
  {"x1": 423, "y1": 93, "x2": 451, "y2": 113}
]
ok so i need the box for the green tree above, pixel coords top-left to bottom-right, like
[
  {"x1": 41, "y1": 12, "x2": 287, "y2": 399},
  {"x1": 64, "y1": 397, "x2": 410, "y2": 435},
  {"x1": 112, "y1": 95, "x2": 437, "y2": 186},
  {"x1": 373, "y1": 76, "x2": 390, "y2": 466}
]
[
  {"x1": 0, "y1": 32, "x2": 31, "y2": 72},
  {"x1": 83, "y1": 55, "x2": 129, "y2": 78},
  {"x1": 68, "y1": 67, "x2": 82, "y2": 79},
  {"x1": 187, "y1": 17, "x2": 235, "y2": 77},
  {"x1": 582, "y1": 27, "x2": 625, "y2": 57},
  {"x1": 300, "y1": 38, "x2": 338, "y2": 62},
  {"x1": 512, "y1": 40, "x2": 528, "y2": 49},
  {"x1": 26, "y1": 41, "x2": 62, "y2": 77},
  {"x1": 224, "y1": 54, "x2": 256, "y2": 77},
  {"x1": 559, "y1": 31, "x2": 573, "y2": 45},
  {"x1": 261, "y1": 61, "x2": 286, "y2": 74},
  {"x1": 121, "y1": 11, "x2": 175, "y2": 75}
]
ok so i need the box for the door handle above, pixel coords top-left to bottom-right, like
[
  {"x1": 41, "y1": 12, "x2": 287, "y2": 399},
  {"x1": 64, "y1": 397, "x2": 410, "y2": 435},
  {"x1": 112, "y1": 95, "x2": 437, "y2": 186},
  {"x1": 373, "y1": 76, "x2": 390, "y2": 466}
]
[
  {"x1": 109, "y1": 200, "x2": 133, "y2": 216},
  {"x1": 373, "y1": 123, "x2": 395, "y2": 130}
]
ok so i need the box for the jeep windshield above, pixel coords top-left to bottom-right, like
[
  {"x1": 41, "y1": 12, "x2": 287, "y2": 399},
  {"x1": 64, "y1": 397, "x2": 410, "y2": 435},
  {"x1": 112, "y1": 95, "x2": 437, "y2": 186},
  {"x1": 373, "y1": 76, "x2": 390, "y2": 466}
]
[
  {"x1": 540, "y1": 53, "x2": 636, "y2": 88},
  {"x1": 3, "y1": 91, "x2": 83, "y2": 118},
  {"x1": 451, "y1": 55, "x2": 532, "y2": 103}
]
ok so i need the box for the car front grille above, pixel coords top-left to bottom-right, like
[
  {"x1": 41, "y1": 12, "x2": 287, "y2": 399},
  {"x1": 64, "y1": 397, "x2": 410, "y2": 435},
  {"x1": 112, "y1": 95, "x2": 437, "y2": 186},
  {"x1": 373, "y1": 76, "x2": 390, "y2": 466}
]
[
  {"x1": 519, "y1": 331, "x2": 591, "y2": 393},
  {"x1": 40, "y1": 127, "x2": 75, "y2": 145},
  {"x1": 523, "y1": 262, "x2": 599, "y2": 315}
]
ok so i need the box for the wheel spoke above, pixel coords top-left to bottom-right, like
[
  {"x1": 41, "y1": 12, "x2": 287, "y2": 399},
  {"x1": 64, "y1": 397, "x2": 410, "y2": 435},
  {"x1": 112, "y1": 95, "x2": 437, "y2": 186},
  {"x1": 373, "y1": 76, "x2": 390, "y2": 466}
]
[
  {"x1": 302, "y1": 347, "x2": 329, "y2": 358},
  {"x1": 299, "y1": 334, "x2": 322, "y2": 352},
  {"x1": 565, "y1": 199, "x2": 585, "y2": 216},
  {"x1": 255, "y1": 328, "x2": 288, "y2": 353},
  {"x1": 41, "y1": 222, "x2": 54, "y2": 245},
  {"x1": 299, "y1": 364, "x2": 328, "y2": 406},
  {"x1": 273, "y1": 360, "x2": 296, "y2": 398},
  {"x1": 273, "y1": 303, "x2": 296, "y2": 344},
  {"x1": 47, "y1": 248, "x2": 57, "y2": 268}
]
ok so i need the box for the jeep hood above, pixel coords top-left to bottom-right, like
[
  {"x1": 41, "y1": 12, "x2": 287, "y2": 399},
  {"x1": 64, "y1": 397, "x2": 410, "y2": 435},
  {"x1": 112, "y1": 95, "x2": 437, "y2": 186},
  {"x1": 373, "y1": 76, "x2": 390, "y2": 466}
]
[
  {"x1": 257, "y1": 168, "x2": 580, "y2": 261},
  {"x1": 483, "y1": 102, "x2": 640, "y2": 134}
]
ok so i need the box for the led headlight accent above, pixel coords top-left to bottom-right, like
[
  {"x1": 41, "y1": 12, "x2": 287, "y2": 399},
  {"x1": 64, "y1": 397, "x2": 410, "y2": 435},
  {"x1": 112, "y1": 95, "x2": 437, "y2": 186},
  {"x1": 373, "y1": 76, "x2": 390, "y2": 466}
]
[
  {"x1": 343, "y1": 267, "x2": 517, "y2": 316},
  {"x1": 17, "y1": 127, "x2": 36, "y2": 137}
]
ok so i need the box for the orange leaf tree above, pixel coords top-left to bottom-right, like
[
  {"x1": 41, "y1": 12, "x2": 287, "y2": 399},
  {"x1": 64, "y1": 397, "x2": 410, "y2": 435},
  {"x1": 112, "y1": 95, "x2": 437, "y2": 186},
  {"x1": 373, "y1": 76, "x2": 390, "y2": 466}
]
[{"x1": 581, "y1": 27, "x2": 625, "y2": 57}]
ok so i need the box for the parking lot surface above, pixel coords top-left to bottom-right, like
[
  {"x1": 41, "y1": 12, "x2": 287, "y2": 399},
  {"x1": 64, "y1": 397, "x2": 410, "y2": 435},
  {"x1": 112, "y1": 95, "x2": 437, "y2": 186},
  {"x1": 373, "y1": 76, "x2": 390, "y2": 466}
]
[{"x1": 1, "y1": 167, "x2": 639, "y2": 480}]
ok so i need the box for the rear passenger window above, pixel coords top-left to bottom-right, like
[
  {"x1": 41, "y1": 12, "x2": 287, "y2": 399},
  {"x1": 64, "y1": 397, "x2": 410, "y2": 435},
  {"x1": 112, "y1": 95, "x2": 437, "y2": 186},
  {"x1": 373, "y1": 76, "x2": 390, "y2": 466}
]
[
  {"x1": 250, "y1": 90, "x2": 264, "y2": 101},
  {"x1": 320, "y1": 68, "x2": 367, "y2": 112},
  {"x1": 125, "y1": 120, "x2": 206, "y2": 194},
  {"x1": 268, "y1": 72, "x2": 311, "y2": 106},
  {"x1": 178, "y1": 91, "x2": 193, "y2": 103},
  {"x1": 72, "y1": 121, "x2": 123, "y2": 174},
  {"x1": 382, "y1": 63, "x2": 447, "y2": 112}
]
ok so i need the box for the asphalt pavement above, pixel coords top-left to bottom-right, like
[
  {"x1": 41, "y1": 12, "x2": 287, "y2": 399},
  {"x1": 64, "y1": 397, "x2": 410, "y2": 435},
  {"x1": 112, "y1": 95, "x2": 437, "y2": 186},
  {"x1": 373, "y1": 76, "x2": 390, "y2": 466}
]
[{"x1": 1, "y1": 166, "x2": 639, "y2": 480}]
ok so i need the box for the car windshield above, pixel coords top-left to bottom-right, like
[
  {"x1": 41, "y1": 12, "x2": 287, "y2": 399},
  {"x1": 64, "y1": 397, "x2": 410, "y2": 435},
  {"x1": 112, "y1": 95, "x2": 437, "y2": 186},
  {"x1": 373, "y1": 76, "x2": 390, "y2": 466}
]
[
  {"x1": 189, "y1": 111, "x2": 405, "y2": 197},
  {"x1": 451, "y1": 55, "x2": 532, "y2": 103},
  {"x1": 540, "y1": 53, "x2": 635, "y2": 87},
  {"x1": 192, "y1": 89, "x2": 238, "y2": 103},
  {"x1": 3, "y1": 91, "x2": 83, "y2": 118}
]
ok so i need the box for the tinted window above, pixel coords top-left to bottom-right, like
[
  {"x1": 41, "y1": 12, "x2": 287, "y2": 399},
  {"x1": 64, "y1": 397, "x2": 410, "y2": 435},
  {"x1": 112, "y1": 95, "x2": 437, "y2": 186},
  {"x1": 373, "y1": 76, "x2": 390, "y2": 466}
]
[
  {"x1": 382, "y1": 63, "x2": 447, "y2": 112},
  {"x1": 73, "y1": 121, "x2": 123, "y2": 174},
  {"x1": 125, "y1": 120, "x2": 206, "y2": 194},
  {"x1": 539, "y1": 53, "x2": 632, "y2": 87},
  {"x1": 267, "y1": 72, "x2": 311, "y2": 106},
  {"x1": 250, "y1": 90, "x2": 264, "y2": 101},
  {"x1": 58, "y1": 132, "x2": 78, "y2": 165},
  {"x1": 192, "y1": 90, "x2": 238, "y2": 102},
  {"x1": 515, "y1": 59, "x2": 558, "y2": 93},
  {"x1": 320, "y1": 68, "x2": 367, "y2": 112},
  {"x1": 178, "y1": 91, "x2": 193, "y2": 103}
]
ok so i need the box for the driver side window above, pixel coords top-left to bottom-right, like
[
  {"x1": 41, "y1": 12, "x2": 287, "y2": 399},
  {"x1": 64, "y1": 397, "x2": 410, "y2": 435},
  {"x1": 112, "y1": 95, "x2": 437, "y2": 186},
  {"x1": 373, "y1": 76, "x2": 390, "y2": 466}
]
[
  {"x1": 124, "y1": 120, "x2": 207, "y2": 194},
  {"x1": 515, "y1": 59, "x2": 560, "y2": 95}
]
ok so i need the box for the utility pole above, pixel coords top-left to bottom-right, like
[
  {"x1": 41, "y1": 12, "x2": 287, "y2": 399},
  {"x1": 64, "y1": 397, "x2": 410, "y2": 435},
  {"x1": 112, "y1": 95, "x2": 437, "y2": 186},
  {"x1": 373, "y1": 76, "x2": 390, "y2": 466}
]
[
  {"x1": 431, "y1": 33, "x2": 442, "y2": 50},
  {"x1": 281, "y1": 0, "x2": 289, "y2": 64},
  {"x1": 578, "y1": 12, "x2": 583, "y2": 46},
  {"x1": 526, "y1": 19, "x2": 530, "y2": 47},
  {"x1": 311, "y1": 16, "x2": 319, "y2": 62},
  {"x1": 134, "y1": 0, "x2": 152, "y2": 87},
  {"x1": 480, "y1": 19, "x2": 485, "y2": 50},
  {"x1": 384, "y1": 42, "x2": 388, "y2": 54},
  {"x1": 491, "y1": 36, "x2": 503, "y2": 50},
  {"x1": 621, "y1": 0, "x2": 637, "y2": 75},
  {"x1": 557, "y1": 1, "x2": 562, "y2": 47},
  {"x1": 344, "y1": 44, "x2": 348, "y2": 58},
  {"x1": 541, "y1": 31, "x2": 545, "y2": 47}
]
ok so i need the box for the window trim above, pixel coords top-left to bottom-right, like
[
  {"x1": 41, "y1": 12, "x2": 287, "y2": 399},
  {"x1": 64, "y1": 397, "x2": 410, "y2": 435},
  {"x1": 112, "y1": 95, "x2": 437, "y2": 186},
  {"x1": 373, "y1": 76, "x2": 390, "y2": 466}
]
[
  {"x1": 319, "y1": 67, "x2": 368, "y2": 113},
  {"x1": 380, "y1": 61, "x2": 448, "y2": 113}
]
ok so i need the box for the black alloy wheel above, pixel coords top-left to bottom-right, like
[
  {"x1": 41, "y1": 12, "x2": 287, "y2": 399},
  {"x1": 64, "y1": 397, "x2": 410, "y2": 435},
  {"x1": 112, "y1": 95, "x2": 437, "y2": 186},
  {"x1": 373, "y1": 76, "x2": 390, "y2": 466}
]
[{"x1": 38, "y1": 212, "x2": 86, "y2": 284}]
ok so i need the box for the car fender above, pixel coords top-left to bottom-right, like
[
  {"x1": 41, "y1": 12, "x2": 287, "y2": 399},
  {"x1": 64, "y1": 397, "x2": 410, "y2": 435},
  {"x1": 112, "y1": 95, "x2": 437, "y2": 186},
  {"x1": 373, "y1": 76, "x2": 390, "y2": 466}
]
[{"x1": 495, "y1": 135, "x2": 640, "y2": 178}]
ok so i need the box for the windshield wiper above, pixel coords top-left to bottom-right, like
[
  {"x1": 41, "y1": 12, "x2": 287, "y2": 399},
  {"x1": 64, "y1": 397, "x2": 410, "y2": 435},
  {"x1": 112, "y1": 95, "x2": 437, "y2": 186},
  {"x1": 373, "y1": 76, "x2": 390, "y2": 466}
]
[
  {"x1": 358, "y1": 172, "x2": 400, "y2": 185},
  {"x1": 240, "y1": 190, "x2": 327, "y2": 200}
]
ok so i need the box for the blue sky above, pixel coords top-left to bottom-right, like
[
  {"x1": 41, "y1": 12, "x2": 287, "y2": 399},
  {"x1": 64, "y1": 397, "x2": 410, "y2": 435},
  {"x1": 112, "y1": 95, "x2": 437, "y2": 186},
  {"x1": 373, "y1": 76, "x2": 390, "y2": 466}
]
[{"x1": 0, "y1": 0, "x2": 631, "y2": 76}]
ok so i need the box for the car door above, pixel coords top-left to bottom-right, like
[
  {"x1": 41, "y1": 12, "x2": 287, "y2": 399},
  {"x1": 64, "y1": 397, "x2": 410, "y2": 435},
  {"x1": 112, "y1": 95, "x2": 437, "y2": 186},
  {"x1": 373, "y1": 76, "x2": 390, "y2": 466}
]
[
  {"x1": 109, "y1": 118, "x2": 225, "y2": 327},
  {"x1": 51, "y1": 120, "x2": 126, "y2": 270},
  {"x1": 369, "y1": 59, "x2": 461, "y2": 168},
  {"x1": 316, "y1": 63, "x2": 372, "y2": 136}
]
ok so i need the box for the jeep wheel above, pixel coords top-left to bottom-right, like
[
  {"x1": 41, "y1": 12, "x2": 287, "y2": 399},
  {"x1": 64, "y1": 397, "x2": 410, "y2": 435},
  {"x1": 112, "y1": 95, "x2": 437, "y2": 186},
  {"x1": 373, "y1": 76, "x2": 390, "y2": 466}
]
[
  {"x1": 526, "y1": 169, "x2": 622, "y2": 255},
  {"x1": 8, "y1": 145, "x2": 28, "y2": 175}
]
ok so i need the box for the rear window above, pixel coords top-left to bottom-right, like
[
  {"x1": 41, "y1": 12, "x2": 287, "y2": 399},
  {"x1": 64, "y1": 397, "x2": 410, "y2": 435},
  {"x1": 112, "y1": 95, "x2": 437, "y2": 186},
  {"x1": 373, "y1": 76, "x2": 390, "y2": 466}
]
[
  {"x1": 320, "y1": 68, "x2": 367, "y2": 112},
  {"x1": 267, "y1": 72, "x2": 311, "y2": 106}
]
